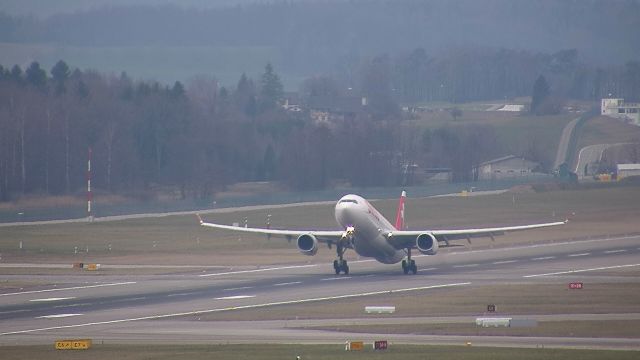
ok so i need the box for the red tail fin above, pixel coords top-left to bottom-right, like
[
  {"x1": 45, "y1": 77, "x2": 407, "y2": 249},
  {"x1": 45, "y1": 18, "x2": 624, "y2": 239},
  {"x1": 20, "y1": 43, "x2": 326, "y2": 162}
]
[{"x1": 394, "y1": 191, "x2": 406, "y2": 230}]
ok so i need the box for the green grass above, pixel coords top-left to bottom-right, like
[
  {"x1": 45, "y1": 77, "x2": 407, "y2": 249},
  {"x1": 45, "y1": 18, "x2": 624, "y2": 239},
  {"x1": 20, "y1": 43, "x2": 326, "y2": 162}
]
[
  {"x1": 0, "y1": 344, "x2": 637, "y2": 360},
  {"x1": 309, "y1": 320, "x2": 640, "y2": 339},
  {"x1": 198, "y1": 282, "x2": 640, "y2": 321},
  {"x1": 1, "y1": 185, "x2": 639, "y2": 267}
]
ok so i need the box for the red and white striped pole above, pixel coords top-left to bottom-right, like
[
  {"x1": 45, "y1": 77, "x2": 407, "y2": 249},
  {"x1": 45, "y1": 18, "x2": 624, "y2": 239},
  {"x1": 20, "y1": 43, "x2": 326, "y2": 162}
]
[{"x1": 87, "y1": 147, "x2": 93, "y2": 222}]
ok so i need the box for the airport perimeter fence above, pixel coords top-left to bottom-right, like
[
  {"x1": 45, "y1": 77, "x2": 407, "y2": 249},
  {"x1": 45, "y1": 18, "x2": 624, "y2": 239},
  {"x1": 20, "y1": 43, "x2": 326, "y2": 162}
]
[{"x1": 0, "y1": 176, "x2": 553, "y2": 223}]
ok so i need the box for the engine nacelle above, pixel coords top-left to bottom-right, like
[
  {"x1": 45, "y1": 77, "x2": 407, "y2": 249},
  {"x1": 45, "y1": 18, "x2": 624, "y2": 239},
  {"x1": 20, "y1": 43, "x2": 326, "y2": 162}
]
[
  {"x1": 296, "y1": 234, "x2": 319, "y2": 256},
  {"x1": 416, "y1": 233, "x2": 439, "y2": 255}
]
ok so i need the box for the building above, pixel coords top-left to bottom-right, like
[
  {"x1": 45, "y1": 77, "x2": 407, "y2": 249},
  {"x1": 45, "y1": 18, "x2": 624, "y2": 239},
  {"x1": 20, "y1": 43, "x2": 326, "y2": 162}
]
[
  {"x1": 282, "y1": 92, "x2": 302, "y2": 112},
  {"x1": 476, "y1": 155, "x2": 541, "y2": 180},
  {"x1": 307, "y1": 96, "x2": 368, "y2": 125},
  {"x1": 617, "y1": 163, "x2": 640, "y2": 180},
  {"x1": 601, "y1": 98, "x2": 640, "y2": 126}
]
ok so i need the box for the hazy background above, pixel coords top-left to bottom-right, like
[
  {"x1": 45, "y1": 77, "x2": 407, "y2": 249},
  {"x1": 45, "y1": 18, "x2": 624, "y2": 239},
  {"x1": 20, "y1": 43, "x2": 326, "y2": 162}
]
[{"x1": 1, "y1": 0, "x2": 638, "y2": 88}]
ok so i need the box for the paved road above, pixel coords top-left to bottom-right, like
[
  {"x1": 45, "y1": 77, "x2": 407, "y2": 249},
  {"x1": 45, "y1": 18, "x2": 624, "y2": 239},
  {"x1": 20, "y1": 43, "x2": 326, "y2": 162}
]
[
  {"x1": 554, "y1": 117, "x2": 581, "y2": 169},
  {"x1": 1, "y1": 234, "x2": 639, "y2": 350},
  {"x1": 574, "y1": 143, "x2": 632, "y2": 177}
]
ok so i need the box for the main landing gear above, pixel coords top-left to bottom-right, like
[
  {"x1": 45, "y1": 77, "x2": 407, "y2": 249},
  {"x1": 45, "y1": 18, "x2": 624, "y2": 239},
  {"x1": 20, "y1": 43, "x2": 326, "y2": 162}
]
[
  {"x1": 333, "y1": 243, "x2": 349, "y2": 275},
  {"x1": 401, "y1": 248, "x2": 417, "y2": 275}
]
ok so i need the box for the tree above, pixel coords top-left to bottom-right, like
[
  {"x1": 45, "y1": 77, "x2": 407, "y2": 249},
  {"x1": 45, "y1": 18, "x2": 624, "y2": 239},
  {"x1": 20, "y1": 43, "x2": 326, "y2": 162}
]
[
  {"x1": 259, "y1": 63, "x2": 284, "y2": 112},
  {"x1": 530, "y1": 75, "x2": 550, "y2": 115},
  {"x1": 51, "y1": 60, "x2": 70, "y2": 94},
  {"x1": 26, "y1": 62, "x2": 47, "y2": 88}
]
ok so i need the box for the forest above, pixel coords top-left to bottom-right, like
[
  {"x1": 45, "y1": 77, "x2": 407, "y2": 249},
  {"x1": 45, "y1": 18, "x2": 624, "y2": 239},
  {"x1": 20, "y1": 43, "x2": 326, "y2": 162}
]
[
  {"x1": 1, "y1": 0, "x2": 640, "y2": 201},
  {"x1": 1, "y1": 47, "x2": 639, "y2": 202}
]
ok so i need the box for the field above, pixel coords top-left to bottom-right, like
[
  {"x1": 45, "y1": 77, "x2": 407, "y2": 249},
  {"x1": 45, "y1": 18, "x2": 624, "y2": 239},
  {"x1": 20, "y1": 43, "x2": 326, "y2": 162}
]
[
  {"x1": 194, "y1": 281, "x2": 640, "y2": 322},
  {"x1": 1, "y1": 344, "x2": 637, "y2": 360},
  {"x1": 406, "y1": 110, "x2": 576, "y2": 168},
  {"x1": 1, "y1": 185, "x2": 639, "y2": 271},
  {"x1": 576, "y1": 116, "x2": 640, "y2": 150}
]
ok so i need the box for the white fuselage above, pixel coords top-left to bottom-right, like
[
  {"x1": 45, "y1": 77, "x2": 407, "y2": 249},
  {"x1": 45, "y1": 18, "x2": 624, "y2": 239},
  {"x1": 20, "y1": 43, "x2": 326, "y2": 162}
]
[{"x1": 334, "y1": 194, "x2": 407, "y2": 264}]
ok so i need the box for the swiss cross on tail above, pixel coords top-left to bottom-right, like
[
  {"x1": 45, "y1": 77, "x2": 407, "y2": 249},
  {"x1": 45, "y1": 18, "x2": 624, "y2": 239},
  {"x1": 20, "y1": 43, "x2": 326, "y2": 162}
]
[{"x1": 394, "y1": 190, "x2": 407, "y2": 230}]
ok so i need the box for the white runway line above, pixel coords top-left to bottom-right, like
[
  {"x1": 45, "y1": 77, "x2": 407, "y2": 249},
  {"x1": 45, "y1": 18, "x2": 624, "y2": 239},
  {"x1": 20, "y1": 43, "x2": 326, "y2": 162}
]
[
  {"x1": 214, "y1": 295, "x2": 256, "y2": 300},
  {"x1": 0, "y1": 282, "x2": 471, "y2": 336},
  {"x1": 29, "y1": 297, "x2": 75, "y2": 302},
  {"x1": 492, "y1": 260, "x2": 517, "y2": 265},
  {"x1": 273, "y1": 282, "x2": 302, "y2": 287},
  {"x1": 320, "y1": 277, "x2": 352, "y2": 281},
  {"x1": 417, "y1": 267, "x2": 438, "y2": 272},
  {"x1": 532, "y1": 256, "x2": 555, "y2": 261},
  {"x1": 568, "y1": 253, "x2": 590, "y2": 257},
  {"x1": 604, "y1": 250, "x2": 627, "y2": 254},
  {"x1": 523, "y1": 263, "x2": 640, "y2": 278},
  {"x1": 223, "y1": 286, "x2": 254, "y2": 291},
  {"x1": 36, "y1": 314, "x2": 83, "y2": 319},
  {"x1": 0, "y1": 282, "x2": 137, "y2": 297},
  {"x1": 453, "y1": 264, "x2": 479, "y2": 268},
  {"x1": 199, "y1": 264, "x2": 317, "y2": 277}
]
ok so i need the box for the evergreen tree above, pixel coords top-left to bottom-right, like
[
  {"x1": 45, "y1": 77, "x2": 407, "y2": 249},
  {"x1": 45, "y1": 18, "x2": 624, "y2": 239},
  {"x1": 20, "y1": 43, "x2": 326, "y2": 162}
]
[
  {"x1": 51, "y1": 60, "x2": 70, "y2": 94},
  {"x1": 26, "y1": 61, "x2": 47, "y2": 88},
  {"x1": 530, "y1": 75, "x2": 550, "y2": 115},
  {"x1": 260, "y1": 63, "x2": 284, "y2": 111}
]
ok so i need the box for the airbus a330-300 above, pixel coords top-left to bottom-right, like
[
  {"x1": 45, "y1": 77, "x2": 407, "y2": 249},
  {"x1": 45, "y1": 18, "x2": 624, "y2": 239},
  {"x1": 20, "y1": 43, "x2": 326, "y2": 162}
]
[{"x1": 198, "y1": 191, "x2": 566, "y2": 275}]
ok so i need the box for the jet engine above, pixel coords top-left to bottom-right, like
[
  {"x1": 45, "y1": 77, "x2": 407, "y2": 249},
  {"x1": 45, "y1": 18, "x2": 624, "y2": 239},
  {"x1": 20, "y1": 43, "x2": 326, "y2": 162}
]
[
  {"x1": 296, "y1": 234, "x2": 319, "y2": 256},
  {"x1": 416, "y1": 233, "x2": 439, "y2": 255}
]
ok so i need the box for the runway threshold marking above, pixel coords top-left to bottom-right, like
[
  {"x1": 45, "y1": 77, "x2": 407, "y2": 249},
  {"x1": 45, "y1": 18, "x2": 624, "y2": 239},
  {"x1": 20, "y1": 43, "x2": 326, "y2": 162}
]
[
  {"x1": 36, "y1": 314, "x2": 83, "y2": 319},
  {"x1": 0, "y1": 282, "x2": 470, "y2": 336},
  {"x1": 523, "y1": 263, "x2": 640, "y2": 278},
  {"x1": 29, "y1": 297, "x2": 75, "y2": 302},
  {"x1": 0, "y1": 282, "x2": 137, "y2": 297},
  {"x1": 199, "y1": 264, "x2": 317, "y2": 277}
]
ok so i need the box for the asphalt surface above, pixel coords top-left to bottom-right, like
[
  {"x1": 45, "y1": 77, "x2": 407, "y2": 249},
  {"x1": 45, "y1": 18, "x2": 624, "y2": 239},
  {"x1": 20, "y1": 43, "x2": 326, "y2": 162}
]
[{"x1": 1, "y1": 234, "x2": 639, "y2": 350}]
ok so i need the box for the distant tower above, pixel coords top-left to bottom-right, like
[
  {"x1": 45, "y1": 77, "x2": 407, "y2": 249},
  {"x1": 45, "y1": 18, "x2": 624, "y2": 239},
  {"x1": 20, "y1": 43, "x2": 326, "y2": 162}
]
[{"x1": 87, "y1": 147, "x2": 93, "y2": 222}]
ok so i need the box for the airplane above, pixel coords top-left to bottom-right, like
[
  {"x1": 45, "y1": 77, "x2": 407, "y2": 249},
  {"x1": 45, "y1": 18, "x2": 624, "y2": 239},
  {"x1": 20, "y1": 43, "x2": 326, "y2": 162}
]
[{"x1": 197, "y1": 191, "x2": 567, "y2": 275}]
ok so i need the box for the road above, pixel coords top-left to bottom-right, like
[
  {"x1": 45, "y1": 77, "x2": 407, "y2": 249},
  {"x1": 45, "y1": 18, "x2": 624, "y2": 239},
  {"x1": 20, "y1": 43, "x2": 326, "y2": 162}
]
[
  {"x1": 574, "y1": 143, "x2": 632, "y2": 177},
  {"x1": 1, "y1": 234, "x2": 639, "y2": 350}
]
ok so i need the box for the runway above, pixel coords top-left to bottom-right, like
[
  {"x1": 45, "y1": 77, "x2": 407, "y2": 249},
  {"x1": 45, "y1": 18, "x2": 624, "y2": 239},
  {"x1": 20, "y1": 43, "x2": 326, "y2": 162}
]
[{"x1": 1, "y1": 234, "x2": 639, "y2": 349}]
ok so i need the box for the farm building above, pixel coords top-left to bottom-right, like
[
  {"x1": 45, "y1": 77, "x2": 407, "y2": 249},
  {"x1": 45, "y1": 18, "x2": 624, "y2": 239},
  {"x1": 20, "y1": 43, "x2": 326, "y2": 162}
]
[
  {"x1": 477, "y1": 155, "x2": 541, "y2": 180},
  {"x1": 617, "y1": 163, "x2": 640, "y2": 179},
  {"x1": 601, "y1": 98, "x2": 640, "y2": 126}
]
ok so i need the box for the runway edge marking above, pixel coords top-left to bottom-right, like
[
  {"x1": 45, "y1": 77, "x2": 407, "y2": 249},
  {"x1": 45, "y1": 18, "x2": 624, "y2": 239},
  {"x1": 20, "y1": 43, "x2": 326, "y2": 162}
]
[
  {"x1": 0, "y1": 282, "x2": 470, "y2": 336},
  {"x1": 0, "y1": 282, "x2": 137, "y2": 297},
  {"x1": 523, "y1": 263, "x2": 640, "y2": 278}
]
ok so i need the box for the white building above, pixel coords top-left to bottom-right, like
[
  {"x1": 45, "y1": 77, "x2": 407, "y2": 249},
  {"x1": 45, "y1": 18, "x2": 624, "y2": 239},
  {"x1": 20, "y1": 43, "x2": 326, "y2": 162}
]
[
  {"x1": 617, "y1": 163, "x2": 640, "y2": 179},
  {"x1": 477, "y1": 155, "x2": 541, "y2": 180},
  {"x1": 601, "y1": 98, "x2": 640, "y2": 126}
]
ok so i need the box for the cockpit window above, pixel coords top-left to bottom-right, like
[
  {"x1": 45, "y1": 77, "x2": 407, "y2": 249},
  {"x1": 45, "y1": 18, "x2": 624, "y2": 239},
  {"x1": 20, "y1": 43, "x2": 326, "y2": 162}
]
[{"x1": 339, "y1": 199, "x2": 358, "y2": 204}]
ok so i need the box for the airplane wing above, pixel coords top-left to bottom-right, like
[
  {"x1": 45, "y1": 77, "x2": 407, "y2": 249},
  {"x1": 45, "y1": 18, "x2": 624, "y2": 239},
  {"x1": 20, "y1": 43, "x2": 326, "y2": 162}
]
[
  {"x1": 386, "y1": 220, "x2": 567, "y2": 249},
  {"x1": 197, "y1": 214, "x2": 345, "y2": 243}
]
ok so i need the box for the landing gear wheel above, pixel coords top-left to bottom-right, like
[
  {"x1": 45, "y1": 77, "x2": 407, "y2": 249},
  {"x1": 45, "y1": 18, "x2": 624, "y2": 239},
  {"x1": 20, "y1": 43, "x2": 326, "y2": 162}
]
[
  {"x1": 334, "y1": 259, "x2": 349, "y2": 275},
  {"x1": 402, "y1": 249, "x2": 417, "y2": 275}
]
